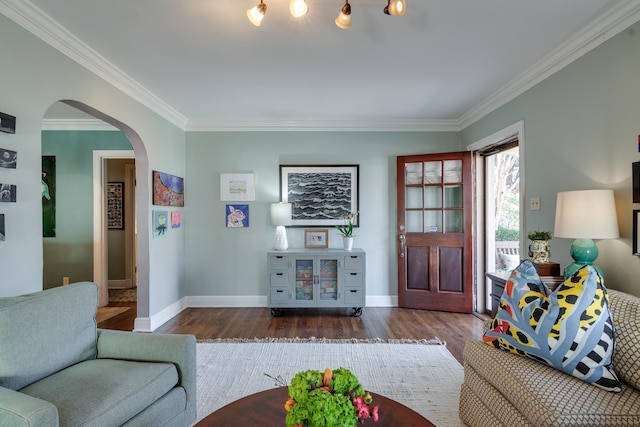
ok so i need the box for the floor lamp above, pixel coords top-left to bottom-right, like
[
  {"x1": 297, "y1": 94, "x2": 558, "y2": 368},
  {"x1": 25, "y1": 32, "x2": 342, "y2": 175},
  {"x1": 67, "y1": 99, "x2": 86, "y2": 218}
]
[
  {"x1": 271, "y1": 202, "x2": 292, "y2": 251},
  {"x1": 553, "y1": 189, "x2": 619, "y2": 278}
]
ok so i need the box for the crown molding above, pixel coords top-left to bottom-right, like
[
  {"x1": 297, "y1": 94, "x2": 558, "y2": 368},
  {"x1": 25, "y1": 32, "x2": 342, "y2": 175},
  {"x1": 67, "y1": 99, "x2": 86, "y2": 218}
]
[
  {"x1": 3, "y1": 0, "x2": 640, "y2": 133},
  {"x1": 458, "y1": 0, "x2": 640, "y2": 129},
  {"x1": 42, "y1": 119, "x2": 118, "y2": 131},
  {"x1": 0, "y1": 0, "x2": 188, "y2": 129},
  {"x1": 185, "y1": 118, "x2": 461, "y2": 132}
]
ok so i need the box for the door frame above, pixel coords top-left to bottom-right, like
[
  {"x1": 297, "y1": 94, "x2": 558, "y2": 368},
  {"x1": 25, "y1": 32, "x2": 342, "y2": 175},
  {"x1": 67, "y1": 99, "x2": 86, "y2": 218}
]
[
  {"x1": 466, "y1": 120, "x2": 525, "y2": 314},
  {"x1": 92, "y1": 150, "x2": 135, "y2": 306}
]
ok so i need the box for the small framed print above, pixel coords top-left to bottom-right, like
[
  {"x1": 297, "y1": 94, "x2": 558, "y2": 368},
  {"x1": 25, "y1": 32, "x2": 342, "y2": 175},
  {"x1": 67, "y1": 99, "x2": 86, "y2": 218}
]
[
  {"x1": 633, "y1": 162, "x2": 640, "y2": 203},
  {"x1": 107, "y1": 182, "x2": 124, "y2": 229},
  {"x1": 305, "y1": 229, "x2": 328, "y2": 248},
  {"x1": 220, "y1": 173, "x2": 255, "y2": 201},
  {"x1": 633, "y1": 210, "x2": 640, "y2": 255}
]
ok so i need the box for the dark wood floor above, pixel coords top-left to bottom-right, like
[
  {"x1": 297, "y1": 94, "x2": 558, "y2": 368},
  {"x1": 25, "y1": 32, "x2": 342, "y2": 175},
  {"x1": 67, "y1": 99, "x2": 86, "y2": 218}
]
[{"x1": 98, "y1": 303, "x2": 486, "y2": 364}]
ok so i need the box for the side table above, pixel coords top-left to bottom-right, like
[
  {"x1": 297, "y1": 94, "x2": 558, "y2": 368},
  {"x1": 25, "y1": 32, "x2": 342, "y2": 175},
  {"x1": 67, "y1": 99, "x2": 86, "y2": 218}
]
[{"x1": 486, "y1": 271, "x2": 565, "y2": 317}]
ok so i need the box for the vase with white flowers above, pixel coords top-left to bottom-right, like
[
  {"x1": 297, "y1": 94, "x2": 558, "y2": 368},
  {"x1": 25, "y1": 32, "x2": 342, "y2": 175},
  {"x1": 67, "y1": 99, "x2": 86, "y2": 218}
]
[{"x1": 336, "y1": 211, "x2": 358, "y2": 251}]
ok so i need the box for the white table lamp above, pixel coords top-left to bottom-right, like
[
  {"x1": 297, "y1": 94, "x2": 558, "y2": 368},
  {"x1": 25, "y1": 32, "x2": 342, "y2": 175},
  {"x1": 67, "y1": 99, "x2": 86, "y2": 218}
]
[
  {"x1": 554, "y1": 189, "x2": 619, "y2": 278},
  {"x1": 271, "y1": 202, "x2": 292, "y2": 251}
]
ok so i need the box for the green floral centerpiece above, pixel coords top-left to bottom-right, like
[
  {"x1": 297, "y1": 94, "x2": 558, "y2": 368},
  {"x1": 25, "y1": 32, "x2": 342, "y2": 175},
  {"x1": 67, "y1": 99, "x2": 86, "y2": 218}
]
[{"x1": 270, "y1": 367, "x2": 379, "y2": 427}]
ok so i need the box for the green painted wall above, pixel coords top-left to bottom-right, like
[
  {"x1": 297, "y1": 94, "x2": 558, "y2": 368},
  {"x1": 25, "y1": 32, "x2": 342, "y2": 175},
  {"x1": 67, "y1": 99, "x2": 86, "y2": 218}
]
[
  {"x1": 41, "y1": 131, "x2": 132, "y2": 289},
  {"x1": 461, "y1": 21, "x2": 640, "y2": 295},
  {"x1": 185, "y1": 131, "x2": 461, "y2": 299},
  {"x1": 0, "y1": 13, "x2": 186, "y2": 323}
]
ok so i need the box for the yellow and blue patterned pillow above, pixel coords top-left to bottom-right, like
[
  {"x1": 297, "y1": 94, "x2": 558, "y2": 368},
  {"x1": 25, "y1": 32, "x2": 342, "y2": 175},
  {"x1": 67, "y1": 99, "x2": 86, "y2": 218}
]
[{"x1": 483, "y1": 260, "x2": 621, "y2": 392}]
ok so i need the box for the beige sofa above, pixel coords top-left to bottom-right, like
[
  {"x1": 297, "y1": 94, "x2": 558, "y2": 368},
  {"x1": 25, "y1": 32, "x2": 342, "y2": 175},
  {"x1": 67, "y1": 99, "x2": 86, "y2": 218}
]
[{"x1": 459, "y1": 289, "x2": 640, "y2": 426}]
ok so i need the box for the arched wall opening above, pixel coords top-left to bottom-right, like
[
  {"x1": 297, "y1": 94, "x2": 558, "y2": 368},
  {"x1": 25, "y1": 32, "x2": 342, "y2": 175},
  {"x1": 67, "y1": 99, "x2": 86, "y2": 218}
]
[{"x1": 43, "y1": 99, "x2": 151, "y2": 321}]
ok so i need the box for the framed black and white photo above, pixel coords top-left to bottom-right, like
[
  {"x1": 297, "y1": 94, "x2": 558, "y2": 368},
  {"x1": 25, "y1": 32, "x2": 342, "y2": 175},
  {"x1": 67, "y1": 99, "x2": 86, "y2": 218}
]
[
  {"x1": 304, "y1": 229, "x2": 329, "y2": 248},
  {"x1": 0, "y1": 148, "x2": 17, "y2": 169},
  {"x1": 280, "y1": 165, "x2": 359, "y2": 227}
]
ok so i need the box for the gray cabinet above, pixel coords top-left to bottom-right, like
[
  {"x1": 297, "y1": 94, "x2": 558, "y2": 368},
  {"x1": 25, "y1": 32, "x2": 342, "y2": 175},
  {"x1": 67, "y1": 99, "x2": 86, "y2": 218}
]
[{"x1": 267, "y1": 249, "x2": 366, "y2": 316}]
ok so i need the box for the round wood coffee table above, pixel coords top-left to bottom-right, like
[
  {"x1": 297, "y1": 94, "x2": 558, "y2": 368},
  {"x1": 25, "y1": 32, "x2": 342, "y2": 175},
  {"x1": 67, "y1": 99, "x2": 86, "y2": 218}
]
[{"x1": 196, "y1": 387, "x2": 434, "y2": 426}]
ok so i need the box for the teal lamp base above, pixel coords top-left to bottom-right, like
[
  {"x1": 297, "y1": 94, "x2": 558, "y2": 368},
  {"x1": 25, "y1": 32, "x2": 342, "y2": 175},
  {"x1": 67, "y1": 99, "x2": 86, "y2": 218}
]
[{"x1": 563, "y1": 238, "x2": 603, "y2": 278}]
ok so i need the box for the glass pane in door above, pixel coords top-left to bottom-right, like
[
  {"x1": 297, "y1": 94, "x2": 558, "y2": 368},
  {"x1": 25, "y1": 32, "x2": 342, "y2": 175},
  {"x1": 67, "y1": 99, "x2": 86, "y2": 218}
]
[
  {"x1": 405, "y1": 162, "x2": 423, "y2": 185},
  {"x1": 319, "y1": 259, "x2": 338, "y2": 301},
  {"x1": 295, "y1": 259, "x2": 314, "y2": 301},
  {"x1": 424, "y1": 161, "x2": 442, "y2": 184},
  {"x1": 444, "y1": 185, "x2": 463, "y2": 208}
]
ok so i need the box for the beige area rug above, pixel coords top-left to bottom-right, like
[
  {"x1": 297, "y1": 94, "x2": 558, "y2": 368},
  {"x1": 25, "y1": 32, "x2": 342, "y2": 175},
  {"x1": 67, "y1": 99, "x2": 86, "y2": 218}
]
[
  {"x1": 108, "y1": 287, "x2": 137, "y2": 302},
  {"x1": 196, "y1": 338, "x2": 464, "y2": 426},
  {"x1": 95, "y1": 306, "x2": 130, "y2": 323}
]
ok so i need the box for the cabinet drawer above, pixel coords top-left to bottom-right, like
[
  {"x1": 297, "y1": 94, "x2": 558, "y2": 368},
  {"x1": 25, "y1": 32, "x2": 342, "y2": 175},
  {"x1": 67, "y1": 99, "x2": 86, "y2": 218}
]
[
  {"x1": 344, "y1": 271, "x2": 363, "y2": 286},
  {"x1": 269, "y1": 255, "x2": 290, "y2": 270},
  {"x1": 344, "y1": 254, "x2": 364, "y2": 270},
  {"x1": 344, "y1": 287, "x2": 364, "y2": 305},
  {"x1": 270, "y1": 272, "x2": 289, "y2": 287},
  {"x1": 270, "y1": 288, "x2": 289, "y2": 304}
]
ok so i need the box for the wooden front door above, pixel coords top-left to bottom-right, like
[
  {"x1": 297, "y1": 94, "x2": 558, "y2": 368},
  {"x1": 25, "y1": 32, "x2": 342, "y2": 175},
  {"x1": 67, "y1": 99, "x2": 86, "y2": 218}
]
[{"x1": 397, "y1": 152, "x2": 473, "y2": 313}]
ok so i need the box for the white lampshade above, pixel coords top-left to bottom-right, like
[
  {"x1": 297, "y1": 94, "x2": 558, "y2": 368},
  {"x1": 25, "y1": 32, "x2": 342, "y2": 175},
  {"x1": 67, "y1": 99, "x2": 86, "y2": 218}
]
[
  {"x1": 271, "y1": 203, "x2": 291, "y2": 251},
  {"x1": 554, "y1": 189, "x2": 619, "y2": 239},
  {"x1": 247, "y1": 2, "x2": 267, "y2": 27},
  {"x1": 270, "y1": 203, "x2": 292, "y2": 226}
]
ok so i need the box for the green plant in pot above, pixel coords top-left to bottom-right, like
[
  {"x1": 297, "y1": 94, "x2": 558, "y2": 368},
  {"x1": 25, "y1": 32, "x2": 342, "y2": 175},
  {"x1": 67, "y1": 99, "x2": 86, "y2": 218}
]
[{"x1": 527, "y1": 230, "x2": 552, "y2": 264}]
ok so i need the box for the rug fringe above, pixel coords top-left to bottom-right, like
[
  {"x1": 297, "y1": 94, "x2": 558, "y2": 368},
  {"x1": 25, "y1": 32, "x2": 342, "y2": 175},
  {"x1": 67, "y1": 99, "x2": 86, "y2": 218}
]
[{"x1": 197, "y1": 337, "x2": 447, "y2": 345}]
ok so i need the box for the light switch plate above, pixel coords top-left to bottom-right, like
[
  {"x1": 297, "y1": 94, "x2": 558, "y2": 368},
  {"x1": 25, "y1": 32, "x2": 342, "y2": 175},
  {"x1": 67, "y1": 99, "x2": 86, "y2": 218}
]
[{"x1": 530, "y1": 197, "x2": 541, "y2": 211}]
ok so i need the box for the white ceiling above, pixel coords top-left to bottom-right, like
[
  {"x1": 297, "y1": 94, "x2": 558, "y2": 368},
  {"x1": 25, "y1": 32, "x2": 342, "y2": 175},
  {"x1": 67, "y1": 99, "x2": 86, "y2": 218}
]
[{"x1": 3, "y1": 0, "x2": 640, "y2": 131}]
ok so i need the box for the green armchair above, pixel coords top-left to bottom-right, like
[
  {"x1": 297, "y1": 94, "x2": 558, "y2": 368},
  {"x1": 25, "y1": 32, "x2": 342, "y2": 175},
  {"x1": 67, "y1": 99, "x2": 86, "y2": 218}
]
[{"x1": 0, "y1": 282, "x2": 196, "y2": 427}]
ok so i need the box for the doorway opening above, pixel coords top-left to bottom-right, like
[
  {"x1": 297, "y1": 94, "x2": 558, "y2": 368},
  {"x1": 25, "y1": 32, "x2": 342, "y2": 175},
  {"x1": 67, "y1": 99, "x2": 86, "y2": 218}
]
[
  {"x1": 42, "y1": 99, "x2": 151, "y2": 330},
  {"x1": 468, "y1": 121, "x2": 524, "y2": 315}
]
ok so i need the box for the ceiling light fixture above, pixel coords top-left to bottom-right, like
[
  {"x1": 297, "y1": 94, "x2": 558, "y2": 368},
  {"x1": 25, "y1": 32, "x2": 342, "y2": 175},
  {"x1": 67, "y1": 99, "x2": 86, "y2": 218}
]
[
  {"x1": 384, "y1": 0, "x2": 406, "y2": 17},
  {"x1": 335, "y1": 0, "x2": 352, "y2": 29},
  {"x1": 290, "y1": 0, "x2": 309, "y2": 18},
  {"x1": 247, "y1": 0, "x2": 267, "y2": 26}
]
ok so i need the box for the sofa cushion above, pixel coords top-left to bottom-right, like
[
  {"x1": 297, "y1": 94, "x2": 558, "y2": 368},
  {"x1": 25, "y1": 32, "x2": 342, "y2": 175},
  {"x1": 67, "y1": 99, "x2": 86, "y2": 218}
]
[
  {"x1": 19, "y1": 358, "x2": 179, "y2": 427},
  {"x1": 464, "y1": 341, "x2": 640, "y2": 426},
  {"x1": 0, "y1": 283, "x2": 98, "y2": 391},
  {"x1": 608, "y1": 290, "x2": 640, "y2": 390},
  {"x1": 484, "y1": 261, "x2": 620, "y2": 391}
]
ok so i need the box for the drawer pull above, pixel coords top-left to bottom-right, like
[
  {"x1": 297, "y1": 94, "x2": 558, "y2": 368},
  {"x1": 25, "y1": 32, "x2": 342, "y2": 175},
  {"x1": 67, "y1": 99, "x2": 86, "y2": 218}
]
[
  {"x1": 276, "y1": 256, "x2": 283, "y2": 259},
  {"x1": 276, "y1": 273, "x2": 283, "y2": 276},
  {"x1": 350, "y1": 290, "x2": 358, "y2": 293},
  {"x1": 276, "y1": 290, "x2": 284, "y2": 293},
  {"x1": 350, "y1": 272, "x2": 357, "y2": 276},
  {"x1": 350, "y1": 256, "x2": 358, "y2": 259}
]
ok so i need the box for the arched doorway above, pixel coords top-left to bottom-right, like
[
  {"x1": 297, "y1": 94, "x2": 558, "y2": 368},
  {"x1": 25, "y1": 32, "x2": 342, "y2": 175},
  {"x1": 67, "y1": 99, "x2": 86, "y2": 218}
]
[{"x1": 42, "y1": 99, "x2": 151, "y2": 327}]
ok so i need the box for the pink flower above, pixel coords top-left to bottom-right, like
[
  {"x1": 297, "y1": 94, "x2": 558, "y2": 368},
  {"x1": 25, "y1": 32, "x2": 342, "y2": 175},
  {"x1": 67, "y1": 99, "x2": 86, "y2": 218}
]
[
  {"x1": 358, "y1": 405, "x2": 370, "y2": 419},
  {"x1": 372, "y1": 406, "x2": 379, "y2": 422}
]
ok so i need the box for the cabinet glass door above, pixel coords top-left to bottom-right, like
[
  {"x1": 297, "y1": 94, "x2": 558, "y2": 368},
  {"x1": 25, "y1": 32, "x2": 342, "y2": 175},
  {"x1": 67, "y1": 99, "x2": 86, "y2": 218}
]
[
  {"x1": 295, "y1": 259, "x2": 314, "y2": 301},
  {"x1": 318, "y1": 258, "x2": 338, "y2": 301}
]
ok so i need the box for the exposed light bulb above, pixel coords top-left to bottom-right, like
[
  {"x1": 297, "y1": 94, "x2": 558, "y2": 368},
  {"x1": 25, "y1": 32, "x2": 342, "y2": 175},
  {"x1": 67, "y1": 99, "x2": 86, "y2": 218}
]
[{"x1": 290, "y1": 0, "x2": 308, "y2": 18}]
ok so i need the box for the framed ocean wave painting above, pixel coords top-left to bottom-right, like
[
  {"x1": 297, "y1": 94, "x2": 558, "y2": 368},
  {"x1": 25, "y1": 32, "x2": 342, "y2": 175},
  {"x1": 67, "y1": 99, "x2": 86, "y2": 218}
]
[{"x1": 280, "y1": 165, "x2": 359, "y2": 227}]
